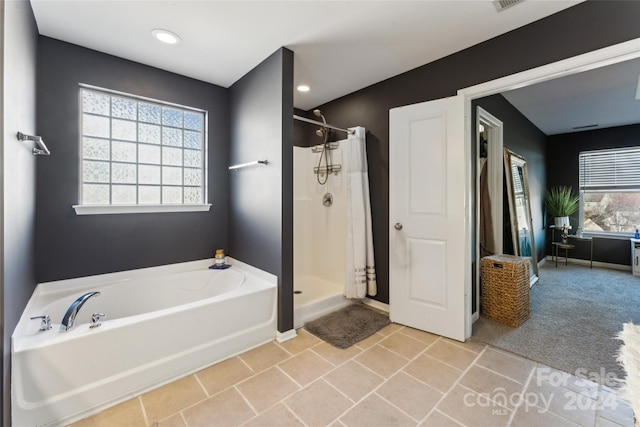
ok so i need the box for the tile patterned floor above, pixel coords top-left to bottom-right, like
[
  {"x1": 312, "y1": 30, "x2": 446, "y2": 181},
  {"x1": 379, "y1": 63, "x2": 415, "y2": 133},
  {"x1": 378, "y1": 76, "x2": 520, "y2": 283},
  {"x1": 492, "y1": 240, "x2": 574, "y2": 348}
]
[{"x1": 71, "y1": 324, "x2": 634, "y2": 427}]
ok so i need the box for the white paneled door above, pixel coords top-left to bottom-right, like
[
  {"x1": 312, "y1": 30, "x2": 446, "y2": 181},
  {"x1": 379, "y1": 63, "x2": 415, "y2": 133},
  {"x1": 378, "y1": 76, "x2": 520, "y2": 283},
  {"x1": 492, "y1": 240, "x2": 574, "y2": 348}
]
[{"x1": 389, "y1": 96, "x2": 468, "y2": 342}]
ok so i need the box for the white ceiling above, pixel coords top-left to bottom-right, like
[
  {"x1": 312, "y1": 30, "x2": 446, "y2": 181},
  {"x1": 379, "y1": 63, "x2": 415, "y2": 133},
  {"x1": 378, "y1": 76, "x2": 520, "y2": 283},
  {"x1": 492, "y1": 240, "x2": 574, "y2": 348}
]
[
  {"x1": 501, "y1": 57, "x2": 640, "y2": 135},
  {"x1": 30, "y1": 0, "x2": 582, "y2": 111}
]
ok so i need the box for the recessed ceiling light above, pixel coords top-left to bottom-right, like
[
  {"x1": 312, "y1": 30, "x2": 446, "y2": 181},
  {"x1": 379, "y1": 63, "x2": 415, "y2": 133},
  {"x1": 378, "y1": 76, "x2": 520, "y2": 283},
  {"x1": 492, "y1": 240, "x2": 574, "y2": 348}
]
[
  {"x1": 297, "y1": 85, "x2": 310, "y2": 92},
  {"x1": 152, "y1": 29, "x2": 181, "y2": 45}
]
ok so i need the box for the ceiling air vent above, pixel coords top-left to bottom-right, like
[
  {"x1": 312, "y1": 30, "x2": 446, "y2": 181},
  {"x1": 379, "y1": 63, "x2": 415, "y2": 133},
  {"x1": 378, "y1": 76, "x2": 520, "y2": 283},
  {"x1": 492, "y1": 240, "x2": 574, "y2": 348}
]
[{"x1": 493, "y1": 0, "x2": 524, "y2": 12}]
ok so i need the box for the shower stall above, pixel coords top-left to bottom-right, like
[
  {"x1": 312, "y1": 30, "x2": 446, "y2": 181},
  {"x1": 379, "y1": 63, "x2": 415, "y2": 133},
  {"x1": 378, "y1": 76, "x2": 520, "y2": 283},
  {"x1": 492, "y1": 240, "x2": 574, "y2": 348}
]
[
  {"x1": 293, "y1": 140, "x2": 349, "y2": 327},
  {"x1": 292, "y1": 113, "x2": 351, "y2": 328},
  {"x1": 293, "y1": 112, "x2": 376, "y2": 329}
]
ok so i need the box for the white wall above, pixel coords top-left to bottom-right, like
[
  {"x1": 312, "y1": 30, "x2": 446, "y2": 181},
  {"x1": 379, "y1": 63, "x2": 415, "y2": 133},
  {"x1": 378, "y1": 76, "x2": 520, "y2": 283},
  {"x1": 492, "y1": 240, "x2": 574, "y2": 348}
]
[
  {"x1": 293, "y1": 142, "x2": 347, "y2": 285},
  {"x1": 1, "y1": 0, "x2": 38, "y2": 423}
]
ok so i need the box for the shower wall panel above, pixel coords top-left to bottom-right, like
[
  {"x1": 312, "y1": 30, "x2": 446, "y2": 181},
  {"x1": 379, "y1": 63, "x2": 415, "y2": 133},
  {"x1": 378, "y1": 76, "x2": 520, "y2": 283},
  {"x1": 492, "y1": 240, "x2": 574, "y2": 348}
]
[
  {"x1": 294, "y1": 144, "x2": 346, "y2": 286},
  {"x1": 293, "y1": 147, "x2": 313, "y2": 277}
]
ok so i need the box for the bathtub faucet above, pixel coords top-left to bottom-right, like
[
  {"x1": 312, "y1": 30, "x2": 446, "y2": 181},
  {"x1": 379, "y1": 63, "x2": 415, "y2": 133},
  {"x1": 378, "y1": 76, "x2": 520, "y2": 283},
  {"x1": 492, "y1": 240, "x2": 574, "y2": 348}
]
[{"x1": 60, "y1": 291, "x2": 101, "y2": 332}]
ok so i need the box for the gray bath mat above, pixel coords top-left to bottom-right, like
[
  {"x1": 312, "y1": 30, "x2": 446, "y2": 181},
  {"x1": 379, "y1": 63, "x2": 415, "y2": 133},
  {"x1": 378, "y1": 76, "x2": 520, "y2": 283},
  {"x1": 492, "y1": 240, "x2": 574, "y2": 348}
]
[{"x1": 304, "y1": 304, "x2": 391, "y2": 349}]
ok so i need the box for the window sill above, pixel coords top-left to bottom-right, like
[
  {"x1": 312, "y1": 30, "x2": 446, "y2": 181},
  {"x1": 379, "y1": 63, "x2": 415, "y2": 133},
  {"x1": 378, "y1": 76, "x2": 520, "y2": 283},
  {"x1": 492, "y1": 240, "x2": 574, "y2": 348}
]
[
  {"x1": 581, "y1": 231, "x2": 635, "y2": 241},
  {"x1": 72, "y1": 204, "x2": 212, "y2": 215}
]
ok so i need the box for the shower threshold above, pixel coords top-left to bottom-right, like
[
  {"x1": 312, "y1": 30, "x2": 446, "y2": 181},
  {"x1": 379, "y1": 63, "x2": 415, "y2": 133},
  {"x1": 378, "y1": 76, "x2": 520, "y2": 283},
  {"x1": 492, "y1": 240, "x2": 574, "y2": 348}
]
[{"x1": 293, "y1": 275, "x2": 351, "y2": 329}]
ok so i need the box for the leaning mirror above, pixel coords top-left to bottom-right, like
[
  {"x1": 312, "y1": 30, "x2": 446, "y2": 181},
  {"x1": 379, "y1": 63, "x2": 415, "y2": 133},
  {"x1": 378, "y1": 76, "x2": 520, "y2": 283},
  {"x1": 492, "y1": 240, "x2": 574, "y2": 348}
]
[{"x1": 504, "y1": 149, "x2": 539, "y2": 286}]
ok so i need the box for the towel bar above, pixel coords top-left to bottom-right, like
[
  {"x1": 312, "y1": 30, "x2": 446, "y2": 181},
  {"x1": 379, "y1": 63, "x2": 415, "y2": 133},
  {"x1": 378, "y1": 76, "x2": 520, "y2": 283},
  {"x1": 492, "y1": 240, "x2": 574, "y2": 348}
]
[
  {"x1": 17, "y1": 132, "x2": 50, "y2": 156},
  {"x1": 229, "y1": 159, "x2": 268, "y2": 171}
]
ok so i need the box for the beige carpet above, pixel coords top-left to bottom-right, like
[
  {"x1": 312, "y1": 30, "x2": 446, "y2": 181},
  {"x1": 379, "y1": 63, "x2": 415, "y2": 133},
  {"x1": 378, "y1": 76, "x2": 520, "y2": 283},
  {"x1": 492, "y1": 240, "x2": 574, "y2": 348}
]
[{"x1": 473, "y1": 263, "x2": 640, "y2": 385}]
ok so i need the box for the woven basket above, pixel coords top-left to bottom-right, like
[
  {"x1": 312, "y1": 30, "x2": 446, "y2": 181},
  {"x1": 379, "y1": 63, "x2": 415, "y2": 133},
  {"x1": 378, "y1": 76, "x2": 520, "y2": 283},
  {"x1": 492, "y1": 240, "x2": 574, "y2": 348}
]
[{"x1": 481, "y1": 254, "x2": 530, "y2": 327}]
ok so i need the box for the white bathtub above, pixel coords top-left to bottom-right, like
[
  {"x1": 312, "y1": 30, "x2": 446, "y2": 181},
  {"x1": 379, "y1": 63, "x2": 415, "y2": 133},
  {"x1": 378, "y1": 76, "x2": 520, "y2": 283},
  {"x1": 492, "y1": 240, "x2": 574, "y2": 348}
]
[{"x1": 11, "y1": 258, "x2": 277, "y2": 427}]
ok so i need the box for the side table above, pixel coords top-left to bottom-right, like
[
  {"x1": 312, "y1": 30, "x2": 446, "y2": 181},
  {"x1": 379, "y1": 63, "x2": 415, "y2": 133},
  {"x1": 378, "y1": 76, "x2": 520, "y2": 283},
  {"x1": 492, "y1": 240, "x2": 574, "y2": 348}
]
[
  {"x1": 549, "y1": 226, "x2": 593, "y2": 268},
  {"x1": 552, "y1": 241, "x2": 575, "y2": 267},
  {"x1": 568, "y1": 234, "x2": 593, "y2": 269}
]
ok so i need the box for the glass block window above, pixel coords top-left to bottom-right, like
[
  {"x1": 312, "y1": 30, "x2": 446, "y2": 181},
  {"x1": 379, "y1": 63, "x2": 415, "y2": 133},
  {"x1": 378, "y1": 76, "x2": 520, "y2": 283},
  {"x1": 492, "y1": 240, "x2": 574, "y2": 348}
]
[{"x1": 79, "y1": 86, "x2": 207, "y2": 207}]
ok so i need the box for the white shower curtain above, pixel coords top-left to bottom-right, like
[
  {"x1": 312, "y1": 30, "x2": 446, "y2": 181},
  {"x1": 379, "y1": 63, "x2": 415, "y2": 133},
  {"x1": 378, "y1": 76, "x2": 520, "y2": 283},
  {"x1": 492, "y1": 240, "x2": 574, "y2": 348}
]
[{"x1": 344, "y1": 126, "x2": 377, "y2": 298}]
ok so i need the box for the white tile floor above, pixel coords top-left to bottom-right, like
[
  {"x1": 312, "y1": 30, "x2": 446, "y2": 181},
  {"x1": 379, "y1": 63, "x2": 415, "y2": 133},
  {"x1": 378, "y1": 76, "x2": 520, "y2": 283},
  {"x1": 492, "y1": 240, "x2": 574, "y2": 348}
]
[{"x1": 71, "y1": 323, "x2": 635, "y2": 427}]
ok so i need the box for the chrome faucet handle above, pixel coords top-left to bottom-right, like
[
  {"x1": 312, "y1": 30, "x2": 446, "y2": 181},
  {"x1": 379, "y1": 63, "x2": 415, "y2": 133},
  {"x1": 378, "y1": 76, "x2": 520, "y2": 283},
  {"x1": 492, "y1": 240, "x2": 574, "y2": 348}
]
[
  {"x1": 90, "y1": 312, "x2": 106, "y2": 329},
  {"x1": 30, "y1": 315, "x2": 52, "y2": 331}
]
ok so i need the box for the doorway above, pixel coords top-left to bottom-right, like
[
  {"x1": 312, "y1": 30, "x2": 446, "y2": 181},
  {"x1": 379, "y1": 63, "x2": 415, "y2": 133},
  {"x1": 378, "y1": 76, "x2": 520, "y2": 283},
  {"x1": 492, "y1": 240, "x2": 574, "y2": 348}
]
[
  {"x1": 389, "y1": 38, "x2": 640, "y2": 341},
  {"x1": 474, "y1": 107, "x2": 503, "y2": 322},
  {"x1": 460, "y1": 37, "x2": 640, "y2": 336}
]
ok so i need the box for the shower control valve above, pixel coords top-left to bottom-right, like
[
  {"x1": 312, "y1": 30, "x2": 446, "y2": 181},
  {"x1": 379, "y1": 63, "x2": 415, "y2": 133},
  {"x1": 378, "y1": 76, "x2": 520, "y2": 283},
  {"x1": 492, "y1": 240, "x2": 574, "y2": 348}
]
[
  {"x1": 90, "y1": 312, "x2": 106, "y2": 329},
  {"x1": 30, "y1": 315, "x2": 52, "y2": 331}
]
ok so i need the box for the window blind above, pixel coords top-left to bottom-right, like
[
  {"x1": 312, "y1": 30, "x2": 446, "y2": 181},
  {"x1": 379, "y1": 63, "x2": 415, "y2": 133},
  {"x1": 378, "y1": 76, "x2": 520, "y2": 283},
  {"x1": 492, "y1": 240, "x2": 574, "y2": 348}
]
[
  {"x1": 579, "y1": 147, "x2": 640, "y2": 192},
  {"x1": 511, "y1": 164, "x2": 524, "y2": 194}
]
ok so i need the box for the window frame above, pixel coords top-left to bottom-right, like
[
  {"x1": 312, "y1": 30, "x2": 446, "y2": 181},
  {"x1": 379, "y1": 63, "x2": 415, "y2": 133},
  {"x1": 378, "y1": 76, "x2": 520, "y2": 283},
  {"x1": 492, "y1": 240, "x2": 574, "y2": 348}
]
[
  {"x1": 73, "y1": 84, "x2": 211, "y2": 215},
  {"x1": 578, "y1": 147, "x2": 640, "y2": 239}
]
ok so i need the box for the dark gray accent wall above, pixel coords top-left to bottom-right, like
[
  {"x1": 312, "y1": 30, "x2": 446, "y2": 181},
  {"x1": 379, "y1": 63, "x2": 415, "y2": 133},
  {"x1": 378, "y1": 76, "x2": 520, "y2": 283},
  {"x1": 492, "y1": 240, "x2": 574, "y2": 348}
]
[
  {"x1": 474, "y1": 94, "x2": 548, "y2": 264},
  {"x1": 546, "y1": 124, "x2": 640, "y2": 266},
  {"x1": 229, "y1": 48, "x2": 294, "y2": 332},
  {"x1": 309, "y1": 0, "x2": 640, "y2": 304},
  {"x1": 36, "y1": 37, "x2": 230, "y2": 282},
  {"x1": 2, "y1": 1, "x2": 38, "y2": 424}
]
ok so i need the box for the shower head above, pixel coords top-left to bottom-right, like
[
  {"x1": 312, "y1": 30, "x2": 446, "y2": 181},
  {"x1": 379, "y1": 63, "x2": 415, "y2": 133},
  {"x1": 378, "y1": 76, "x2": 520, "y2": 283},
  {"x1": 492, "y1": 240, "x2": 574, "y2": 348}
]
[
  {"x1": 313, "y1": 109, "x2": 327, "y2": 125},
  {"x1": 312, "y1": 109, "x2": 327, "y2": 138}
]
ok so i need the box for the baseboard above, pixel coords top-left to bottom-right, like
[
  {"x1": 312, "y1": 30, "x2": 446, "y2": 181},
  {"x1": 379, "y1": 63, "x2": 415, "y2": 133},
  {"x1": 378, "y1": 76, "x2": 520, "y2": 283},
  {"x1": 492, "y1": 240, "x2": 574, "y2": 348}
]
[
  {"x1": 543, "y1": 255, "x2": 631, "y2": 271},
  {"x1": 363, "y1": 298, "x2": 389, "y2": 313},
  {"x1": 276, "y1": 329, "x2": 297, "y2": 342}
]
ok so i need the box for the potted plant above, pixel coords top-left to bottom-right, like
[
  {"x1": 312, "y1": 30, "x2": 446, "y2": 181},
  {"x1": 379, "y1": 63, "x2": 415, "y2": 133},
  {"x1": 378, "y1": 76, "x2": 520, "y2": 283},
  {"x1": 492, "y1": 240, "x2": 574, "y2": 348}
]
[{"x1": 544, "y1": 186, "x2": 579, "y2": 228}]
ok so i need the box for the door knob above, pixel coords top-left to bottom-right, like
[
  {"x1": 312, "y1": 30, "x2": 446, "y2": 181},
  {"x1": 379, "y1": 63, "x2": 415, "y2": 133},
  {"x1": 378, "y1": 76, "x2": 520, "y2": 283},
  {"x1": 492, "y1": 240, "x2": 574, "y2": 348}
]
[{"x1": 394, "y1": 223, "x2": 403, "y2": 230}]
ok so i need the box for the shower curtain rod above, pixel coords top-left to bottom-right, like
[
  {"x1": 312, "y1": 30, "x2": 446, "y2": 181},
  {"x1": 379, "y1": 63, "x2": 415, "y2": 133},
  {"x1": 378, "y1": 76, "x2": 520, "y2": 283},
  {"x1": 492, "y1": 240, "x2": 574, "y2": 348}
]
[{"x1": 293, "y1": 114, "x2": 355, "y2": 135}]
